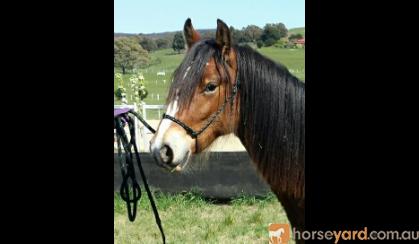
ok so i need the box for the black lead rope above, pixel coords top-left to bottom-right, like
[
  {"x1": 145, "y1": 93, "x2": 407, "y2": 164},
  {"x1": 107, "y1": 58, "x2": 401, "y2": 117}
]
[
  {"x1": 114, "y1": 113, "x2": 165, "y2": 244},
  {"x1": 129, "y1": 110, "x2": 156, "y2": 134},
  {"x1": 115, "y1": 116, "x2": 141, "y2": 221}
]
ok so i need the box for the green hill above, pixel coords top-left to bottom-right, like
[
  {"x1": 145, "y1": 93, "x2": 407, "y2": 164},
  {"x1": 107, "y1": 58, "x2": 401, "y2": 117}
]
[{"x1": 288, "y1": 27, "x2": 305, "y2": 37}]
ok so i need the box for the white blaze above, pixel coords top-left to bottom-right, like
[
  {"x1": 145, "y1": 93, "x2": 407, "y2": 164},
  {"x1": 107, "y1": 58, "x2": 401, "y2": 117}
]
[
  {"x1": 152, "y1": 97, "x2": 178, "y2": 149},
  {"x1": 151, "y1": 69, "x2": 194, "y2": 169}
]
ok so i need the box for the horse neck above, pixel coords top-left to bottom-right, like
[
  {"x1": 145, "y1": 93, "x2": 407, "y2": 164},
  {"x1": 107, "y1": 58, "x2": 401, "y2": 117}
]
[{"x1": 234, "y1": 49, "x2": 305, "y2": 200}]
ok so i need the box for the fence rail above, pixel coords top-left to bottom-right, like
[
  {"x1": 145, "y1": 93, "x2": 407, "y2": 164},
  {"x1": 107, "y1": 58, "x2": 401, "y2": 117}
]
[{"x1": 142, "y1": 104, "x2": 167, "y2": 121}]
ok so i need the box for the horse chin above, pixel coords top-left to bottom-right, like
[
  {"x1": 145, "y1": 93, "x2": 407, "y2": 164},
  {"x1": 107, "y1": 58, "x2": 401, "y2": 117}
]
[{"x1": 169, "y1": 150, "x2": 192, "y2": 172}]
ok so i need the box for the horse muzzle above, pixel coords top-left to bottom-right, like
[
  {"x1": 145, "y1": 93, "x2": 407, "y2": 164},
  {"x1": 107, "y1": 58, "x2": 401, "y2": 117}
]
[{"x1": 150, "y1": 128, "x2": 193, "y2": 172}]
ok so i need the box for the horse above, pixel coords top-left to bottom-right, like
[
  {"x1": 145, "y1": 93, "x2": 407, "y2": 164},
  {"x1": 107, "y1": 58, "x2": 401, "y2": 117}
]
[
  {"x1": 269, "y1": 227, "x2": 285, "y2": 244},
  {"x1": 150, "y1": 18, "x2": 305, "y2": 241}
]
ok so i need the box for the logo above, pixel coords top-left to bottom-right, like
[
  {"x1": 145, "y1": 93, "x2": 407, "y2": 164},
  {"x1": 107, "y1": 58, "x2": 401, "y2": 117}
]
[{"x1": 268, "y1": 223, "x2": 290, "y2": 244}]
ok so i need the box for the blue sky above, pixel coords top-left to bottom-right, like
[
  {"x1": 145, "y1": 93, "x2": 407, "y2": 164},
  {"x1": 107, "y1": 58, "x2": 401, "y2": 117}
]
[{"x1": 114, "y1": 0, "x2": 305, "y2": 33}]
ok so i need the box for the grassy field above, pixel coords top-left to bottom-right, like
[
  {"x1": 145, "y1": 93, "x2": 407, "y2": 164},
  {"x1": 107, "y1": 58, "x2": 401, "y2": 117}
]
[
  {"x1": 288, "y1": 27, "x2": 305, "y2": 36},
  {"x1": 114, "y1": 190, "x2": 293, "y2": 244},
  {"x1": 114, "y1": 46, "x2": 305, "y2": 119},
  {"x1": 258, "y1": 47, "x2": 305, "y2": 80}
]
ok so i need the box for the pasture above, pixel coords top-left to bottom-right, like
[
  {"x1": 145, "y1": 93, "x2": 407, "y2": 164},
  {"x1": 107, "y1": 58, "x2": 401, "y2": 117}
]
[
  {"x1": 288, "y1": 27, "x2": 305, "y2": 36},
  {"x1": 114, "y1": 46, "x2": 305, "y2": 119},
  {"x1": 114, "y1": 191, "x2": 294, "y2": 244}
]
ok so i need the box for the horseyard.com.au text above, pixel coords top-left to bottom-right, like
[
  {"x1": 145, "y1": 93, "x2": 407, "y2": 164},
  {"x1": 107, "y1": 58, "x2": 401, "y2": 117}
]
[{"x1": 292, "y1": 227, "x2": 419, "y2": 243}]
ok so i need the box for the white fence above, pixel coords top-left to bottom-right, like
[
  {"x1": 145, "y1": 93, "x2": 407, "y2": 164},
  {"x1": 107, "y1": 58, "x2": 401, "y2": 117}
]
[
  {"x1": 142, "y1": 104, "x2": 167, "y2": 121},
  {"x1": 114, "y1": 104, "x2": 167, "y2": 152}
]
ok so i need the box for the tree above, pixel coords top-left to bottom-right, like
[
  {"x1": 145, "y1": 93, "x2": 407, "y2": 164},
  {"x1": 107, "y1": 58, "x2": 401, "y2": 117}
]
[
  {"x1": 288, "y1": 33, "x2": 303, "y2": 41},
  {"x1": 273, "y1": 23, "x2": 288, "y2": 40},
  {"x1": 201, "y1": 30, "x2": 215, "y2": 39},
  {"x1": 261, "y1": 23, "x2": 288, "y2": 46},
  {"x1": 230, "y1": 26, "x2": 252, "y2": 44},
  {"x1": 114, "y1": 37, "x2": 150, "y2": 74},
  {"x1": 139, "y1": 37, "x2": 157, "y2": 52},
  {"x1": 156, "y1": 38, "x2": 170, "y2": 49},
  {"x1": 230, "y1": 26, "x2": 241, "y2": 44},
  {"x1": 172, "y1": 32, "x2": 185, "y2": 53},
  {"x1": 243, "y1": 25, "x2": 263, "y2": 43},
  {"x1": 274, "y1": 39, "x2": 288, "y2": 48},
  {"x1": 256, "y1": 40, "x2": 264, "y2": 48},
  {"x1": 264, "y1": 38, "x2": 277, "y2": 47}
]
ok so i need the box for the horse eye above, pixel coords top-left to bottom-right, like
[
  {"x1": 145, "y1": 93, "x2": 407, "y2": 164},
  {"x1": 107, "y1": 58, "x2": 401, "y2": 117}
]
[{"x1": 204, "y1": 83, "x2": 217, "y2": 93}]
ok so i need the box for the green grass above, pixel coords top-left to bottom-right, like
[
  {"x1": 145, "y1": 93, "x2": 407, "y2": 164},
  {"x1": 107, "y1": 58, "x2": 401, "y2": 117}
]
[
  {"x1": 114, "y1": 49, "x2": 184, "y2": 119},
  {"x1": 114, "y1": 190, "x2": 294, "y2": 244},
  {"x1": 258, "y1": 47, "x2": 305, "y2": 80},
  {"x1": 114, "y1": 49, "x2": 184, "y2": 104},
  {"x1": 114, "y1": 46, "x2": 304, "y2": 119},
  {"x1": 288, "y1": 27, "x2": 305, "y2": 36}
]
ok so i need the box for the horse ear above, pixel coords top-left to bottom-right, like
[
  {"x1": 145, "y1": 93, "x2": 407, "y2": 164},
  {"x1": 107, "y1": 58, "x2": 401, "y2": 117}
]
[
  {"x1": 215, "y1": 19, "x2": 231, "y2": 58},
  {"x1": 183, "y1": 18, "x2": 201, "y2": 49}
]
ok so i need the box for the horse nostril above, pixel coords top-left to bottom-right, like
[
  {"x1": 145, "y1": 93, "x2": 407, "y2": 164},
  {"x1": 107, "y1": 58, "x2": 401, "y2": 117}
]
[{"x1": 159, "y1": 145, "x2": 174, "y2": 164}]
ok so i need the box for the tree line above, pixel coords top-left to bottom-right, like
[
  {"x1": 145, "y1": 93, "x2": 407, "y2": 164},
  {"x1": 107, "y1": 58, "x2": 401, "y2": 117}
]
[
  {"x1": 170, "y1": 22, "x2": 303, "y2": 52},
  {"x1": 114, "y1": 22, "x2": 303, "y2": 73}
]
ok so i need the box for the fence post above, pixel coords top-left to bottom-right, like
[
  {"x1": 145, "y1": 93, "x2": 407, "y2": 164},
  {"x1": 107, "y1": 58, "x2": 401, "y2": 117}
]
[
  {"x1": 141, "y1": 103, "x2": 148, "y2": 151},
  {"x1": 142, "y1": 104, "x2": 147, "y2": 121},
  {"x1": 133, "y1": 104, "x2": 140, "y2": 149}
]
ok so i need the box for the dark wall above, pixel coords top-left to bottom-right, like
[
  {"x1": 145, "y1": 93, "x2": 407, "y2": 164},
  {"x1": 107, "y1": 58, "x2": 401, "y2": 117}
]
[{"x1": 114, "y1": 152, "x2": 271, "y2": 199}]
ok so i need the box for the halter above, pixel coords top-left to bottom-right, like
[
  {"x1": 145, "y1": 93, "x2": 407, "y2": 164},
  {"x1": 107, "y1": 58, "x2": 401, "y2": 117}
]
[{"x1": 162, "y1": 80, "x2": 239, "y2": 152}]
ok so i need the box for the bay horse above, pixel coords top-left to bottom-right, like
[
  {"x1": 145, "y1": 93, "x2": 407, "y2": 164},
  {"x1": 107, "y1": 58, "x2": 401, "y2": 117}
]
[{"x1": 150, "y1": 19, "x2": 305, "y2": 241}]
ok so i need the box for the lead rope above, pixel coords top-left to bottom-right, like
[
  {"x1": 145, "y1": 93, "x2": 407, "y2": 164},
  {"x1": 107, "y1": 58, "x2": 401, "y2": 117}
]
[
  {"x1": 115, "y1": 112, "x2": 166, "y2": 244},
  {"x1": 115, "y1": 116, "x2": 141, "y2": 221}
]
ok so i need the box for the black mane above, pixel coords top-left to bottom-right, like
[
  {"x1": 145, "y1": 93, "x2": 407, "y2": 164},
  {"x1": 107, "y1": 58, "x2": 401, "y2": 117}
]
[{"x1": 235, "y1": 45, "x2": 305, "y2": 199}]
